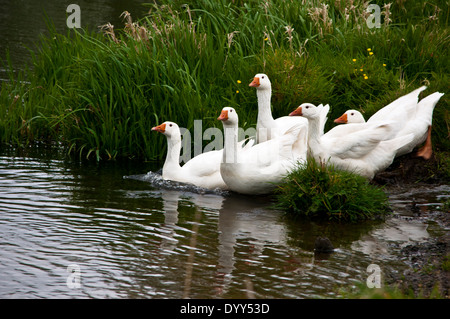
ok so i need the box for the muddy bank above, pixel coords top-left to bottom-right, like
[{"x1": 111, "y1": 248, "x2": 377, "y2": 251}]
[
  {"x1": 374, "y1": 152, "x2": 449, "y2": 298},
  {"x1": 385, "y1": 211, "x2": 449, "y2": 298},
  {"x1": 373, "y1": 151, "x2": 449, "y2": 185}
]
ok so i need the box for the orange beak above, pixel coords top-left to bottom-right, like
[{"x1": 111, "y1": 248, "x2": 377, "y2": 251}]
[
  {"x1": 217, "y1": 110, "x2": 229, "y2": 121},
  {"x1": 334, "y1": 113, "x2": 348, "y2": 124},
  {"x1": 289, "y1": 107, "x2": 302, "y2": 117},
  {"x1": 249, "y1": 77, "x2": 260, "y2": 87},
  {"x1": 151, "y1": 123, "x2": 166, "y2": 133}
]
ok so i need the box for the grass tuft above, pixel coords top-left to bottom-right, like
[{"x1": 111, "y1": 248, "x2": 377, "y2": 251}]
[{"x1": 274, "y1": 158, "x2": 391, "y2": 222}]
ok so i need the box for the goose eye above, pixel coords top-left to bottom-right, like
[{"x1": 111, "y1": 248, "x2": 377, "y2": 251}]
[
  {"x1": 305, "y1": 106, "x2": 309, "y2": 109},
  {"x1": 261, "y1": 76, "x2": 265, "y2": 79},
  {"x1": 169, "y1": 124, "x2": 173, "y2": 127},
  {"x1": 351, "y1": 113, "x2": 354, "y2": 116},
  {"x1": 230, "y1": 109, "x2": 233, "y2": 112}
]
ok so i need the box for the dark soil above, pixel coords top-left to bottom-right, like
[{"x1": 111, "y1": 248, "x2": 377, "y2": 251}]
[{"x1": 373, "y1": 151, "x2": 449, "y2": 185}]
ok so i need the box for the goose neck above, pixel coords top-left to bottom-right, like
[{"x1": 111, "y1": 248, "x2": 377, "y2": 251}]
[
  {"x1": 222, "y1": 123, "x2": 239, "y2": 164},
  {"x1": 164, "y1": 136, "x2": 182, "y2": 171},
  {"x1": 256, "y1": 88, "x2": 275, "y2": 125},
  {"x1": 306, "y1": 116, "x2": 322, "y2": 145}
]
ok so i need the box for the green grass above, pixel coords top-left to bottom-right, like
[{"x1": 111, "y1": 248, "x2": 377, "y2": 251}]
[
  {"x1": 0, "y1": 0, "x2": 448, "y2": 161},
  {"x1": 274, "y1": 158, "x2": 391, "y2": 222}
]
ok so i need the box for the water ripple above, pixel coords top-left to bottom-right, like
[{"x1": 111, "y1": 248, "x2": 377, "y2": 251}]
[
  {"x1": 0, "y1": 153, "x2": 447, "y2": 298},
  {"x1": 124, "y1": 171, "x2": 230, "y2": 196}
]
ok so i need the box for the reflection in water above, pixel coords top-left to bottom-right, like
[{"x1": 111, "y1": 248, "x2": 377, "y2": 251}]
[
  {"x1": 215, "y1": 194, "x2": 290, "y2": 297},
  {"x1": 159, "y1": 191, "x2": 181, "y2": 252},
  {"x1": 0, "y1": 149, "x2": 447, "y2": 298},
  {"x1": 352, "y1": 219, "x2": 430, "y2": 257}
]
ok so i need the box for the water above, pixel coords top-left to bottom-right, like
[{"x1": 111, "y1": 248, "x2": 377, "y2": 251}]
[
  {"x1": 0, "y1": 0, "x2": 149, "y2": 79},
  {"x1": 0, "y1": 147, "x2": 448, "y2": 298}
]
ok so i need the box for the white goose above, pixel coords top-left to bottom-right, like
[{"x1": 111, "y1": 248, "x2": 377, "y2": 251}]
[
  {"x1": 289, "y1": 104, "x2": 414, "y2": 179},
  {"x1": 334, "y1": 88, "x2": 444, "y2": 159},
  {"x1": 218, "y1": 107, "x2": 304, "y2": 195},
  {"x1": 336, "y1": 86, "x2": 428, "y2": 125},
  {"x1": 249, "y1": 73, "x2": 327, "y2": 159},
  {"x1": 298, "y1": 102, "x2": 373, "y2": 139},
  {"x1": 152, "y1": 121, "x2": 228, "y2": 190}
]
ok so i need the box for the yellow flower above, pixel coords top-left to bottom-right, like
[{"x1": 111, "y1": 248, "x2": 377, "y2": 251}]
[
  {"x1": 367, "y1": 48, "x2": 371, "y2": 51},
  {"x1": 264, "y1": 37, "x2": 268, "y2": 41},
  {"x1": 237, "y1": 80, "x2": 241, "y2": 84},
  {"x1": 236, "y1": 90, "x2": 239, "y2": 94},
  {"x1": 363, "y1": 74, "x2": 367, "y2": 77},
  {"x1": 352, "y1": 59, "x2": 356, "y2": 62},
  {"x1": 383, "y1": 63, "x2": 386, "y2": 67},
  {"x1": 360, "y1": 68, "x2": 363, "y2": 72},
  {"x1": 364, "y1": 76, "x2": 368, "y2": 80},
  {"x1": 369, "y1": 52, "x2": 374, "y2": 56}
]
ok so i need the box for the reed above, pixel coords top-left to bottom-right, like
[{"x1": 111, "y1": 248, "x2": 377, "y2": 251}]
[{"x1": 0, "y1": 0, "x2": 448, "y2": 161}]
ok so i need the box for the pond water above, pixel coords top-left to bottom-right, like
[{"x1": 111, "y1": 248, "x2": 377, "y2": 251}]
[
  {"x1": 0, "y1": 0, "x2": 149, "y2": 79},
  {"x1": 0, "y1": 147, "x2": 448, "y2": 298}
]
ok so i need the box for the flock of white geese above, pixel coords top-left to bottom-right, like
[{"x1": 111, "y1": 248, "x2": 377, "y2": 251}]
[{"x1": 151, "y1": 73, "x2": 444, "y2": 195}]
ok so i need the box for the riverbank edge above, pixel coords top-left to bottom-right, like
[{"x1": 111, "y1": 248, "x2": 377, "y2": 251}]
[{"x1": 360, "y1": 152, "x2": 450, "y2": 299}]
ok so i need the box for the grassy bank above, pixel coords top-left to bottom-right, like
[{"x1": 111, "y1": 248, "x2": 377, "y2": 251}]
[{"x1": 0, "y1": 0, "x2": 448, "y2": 162}]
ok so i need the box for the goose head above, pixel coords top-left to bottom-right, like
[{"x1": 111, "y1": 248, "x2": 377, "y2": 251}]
[
  {"x1": 217, "y1": 107, "x2": 238, "y2": 126},
  {"x1": 334, "y1": 110, "x2": 365, "y2": 124},
  {"x1": 151, "y1": 121, "x2": 180, "y2": 138},
  {"x1": 249, "y1": 73, "x2": 271, "y2": 90},
  {"x1": 289, "y1": 103, "x2": 320, "y2": 119}
]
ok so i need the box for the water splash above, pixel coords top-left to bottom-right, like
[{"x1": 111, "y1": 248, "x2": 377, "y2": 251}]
[{"x1": 123, "y1": 171, "x2": 230, "y2": 196}]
